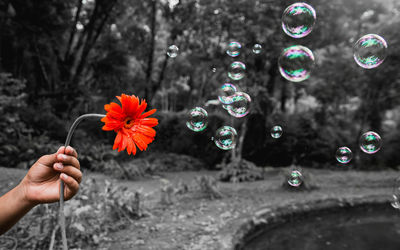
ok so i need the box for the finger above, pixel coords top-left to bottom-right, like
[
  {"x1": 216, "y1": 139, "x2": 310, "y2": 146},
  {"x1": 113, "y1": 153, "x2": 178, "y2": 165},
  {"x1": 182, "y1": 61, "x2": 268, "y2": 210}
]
[
  {"x1": 53, "y1": 163, "x2": 82, "y2": 183},
  {"x1": 57, "y1": 154, "x2": 80, "y2": 170},
  {"x1": 65, "y1": 146, "x2": 78, "y2": 158},
  {"x1": 37, "y1": 146, "x2": 65, "y2": 167},
  {"x1": 60, "y1": 173, "x2": 80, "y2": 200}
]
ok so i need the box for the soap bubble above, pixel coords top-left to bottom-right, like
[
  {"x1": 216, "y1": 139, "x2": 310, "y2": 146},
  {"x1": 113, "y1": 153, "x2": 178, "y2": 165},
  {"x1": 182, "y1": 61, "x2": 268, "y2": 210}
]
[
  {"x1": 391, "y1": 177, "x2": 400, "y2": 210},
  {"x1": 282, "y1": 2, "x2": 316, "y2": 38},
  {"x1": 218, "y1": 83, "x2": 237, "y2": 104},
  {"x1": 226, "y1": 41, "x2": 242, "y2": 57},
  {"x1": 288, "y1": 170, "x2": 303, "y2": 187},
  {"x1": 278, "y1": 45, "x2": 315, "y2": 82},
  {"x1": 359, "y1": 131, "x2": 382, "y2": 154},
  {"x1": 335, "y1": 146, "x2": 352, "y2": 164},
  {"x1": 227, "y1": 92, "x2": 251, "y2": 118},
  {"x1": 186, "y1": 107, "x2": 208, "y2": 132},
  {"x1": 213, "y1": 126, "x2": 237, "y2": 150},
  {"x1": 353, "y1": 34, "x2": 387, "y2": 69},
  {"x1": 167, "y1": 45, "x2": 179, "y2": 58},
  {"x1": 271, "y1": 125, "x2": 283, "y2": 139},
  {"x1": 228, "y1": 61, "x2": 246, "y2": 81},
  {"x1": 211, "y1": 67, "x2": 217, "y2": 73},
  {"x1": 252, "y1": 44, "x2": 262, "y2": 54}
]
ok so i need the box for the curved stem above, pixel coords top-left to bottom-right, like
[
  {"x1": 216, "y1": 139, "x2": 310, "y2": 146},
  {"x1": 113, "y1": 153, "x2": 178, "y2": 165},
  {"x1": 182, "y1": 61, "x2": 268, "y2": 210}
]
[{"x1": 59, "y1": 114, "x2": 105, "y2": 250}]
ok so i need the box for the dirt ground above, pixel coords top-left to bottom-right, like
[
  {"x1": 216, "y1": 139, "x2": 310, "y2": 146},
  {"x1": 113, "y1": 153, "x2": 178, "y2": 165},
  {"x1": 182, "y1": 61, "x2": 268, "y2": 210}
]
[{"x1": 0, "y1": 166, "x2": 398, "y2": 250}]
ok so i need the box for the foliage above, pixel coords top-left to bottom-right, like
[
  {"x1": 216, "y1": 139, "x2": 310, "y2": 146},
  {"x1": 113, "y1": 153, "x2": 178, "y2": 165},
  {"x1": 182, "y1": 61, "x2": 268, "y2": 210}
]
[
  {"x1": 0, "y1": 73, "x2": 61, "y2": 168},
  {"x1": 218, "y1": 159, "x2": 264, "y2": 183},
  {"x1": 1, "y1": 0, "x2": 400, "y2": 170},
  {"x1": 1, "y1": 177, "x2": 143, "y2": 249}
]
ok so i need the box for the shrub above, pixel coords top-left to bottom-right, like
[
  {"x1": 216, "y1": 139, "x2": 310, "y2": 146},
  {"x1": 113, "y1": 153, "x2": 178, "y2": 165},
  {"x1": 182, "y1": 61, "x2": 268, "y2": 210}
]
[{"x1": 218, "y1": 159, "x2": 264, "y2": 182}]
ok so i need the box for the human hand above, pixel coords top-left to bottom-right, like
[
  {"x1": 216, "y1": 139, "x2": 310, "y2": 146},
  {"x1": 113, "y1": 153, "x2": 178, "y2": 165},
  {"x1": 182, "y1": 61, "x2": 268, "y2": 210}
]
[{"x1": 20, "y1": 146, "x2": 82, "y2": 205}]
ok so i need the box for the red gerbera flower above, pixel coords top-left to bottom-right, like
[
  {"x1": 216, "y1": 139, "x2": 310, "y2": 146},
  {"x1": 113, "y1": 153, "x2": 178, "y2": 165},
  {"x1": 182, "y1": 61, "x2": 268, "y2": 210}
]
[{"x1": 101, "y1": 94, "x2": 158, "y2": 155}]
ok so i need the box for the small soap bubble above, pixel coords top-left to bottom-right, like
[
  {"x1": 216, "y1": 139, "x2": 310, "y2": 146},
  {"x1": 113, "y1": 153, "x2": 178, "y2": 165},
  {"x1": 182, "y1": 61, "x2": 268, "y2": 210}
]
[
  {"x1": 359, "y1": 131, "x2": 382, "y2": 154},
  {"x1": 186, "y1": 107, "x2": 208, "y2": 132},
  {"x1": 213, "y1": 126, "x2": 237, "y2": 150},
  {"x1": 271, "y1": 125, "x2": 283, "y2": 139},
  {"x1": 228, "y1": 61, "x2": 246, "y2": 81},
  {"x1": 336, "y1": 146, "x2": 352, "y2": 164},
  {"x1": 226, "y1": 42, "x2": 242, "y2": 57},
  {"x1": 278, "y1": 45, "x2": 315, "y2": 82},
  {"x1": 391, "y1": 177, "x2": 400, "y2": 210},
  {"x1": 288, "y1": 170, "x2": 303, "y2": 187},
  {"x1": 227, "y1": 92, "x2": 251, "y2": 118},
  {"x1": 211, "y1": 67, "x2": 217, "y2": 73},
  {"x1": 218, "y1": 83, "x2": 237, "y2": 105},
  {"x1": 252, "y1": 44, "x2": 262, "y2": 54},
  {"x1": 167, "y1": 45, "x2": 179, "y2": 58},
  {"x1": 353, "y1": 34, "x2": 387, "y2": 69},
  {"x1": 282, "y1": 2, "x2": 316, "y2": 38}
]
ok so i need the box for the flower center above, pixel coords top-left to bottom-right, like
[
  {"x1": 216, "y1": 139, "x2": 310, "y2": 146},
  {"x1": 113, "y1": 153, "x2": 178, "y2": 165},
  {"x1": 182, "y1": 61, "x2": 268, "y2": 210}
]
[{"x1": 124, "y1": 118, "x2": 135, "y2": 129}]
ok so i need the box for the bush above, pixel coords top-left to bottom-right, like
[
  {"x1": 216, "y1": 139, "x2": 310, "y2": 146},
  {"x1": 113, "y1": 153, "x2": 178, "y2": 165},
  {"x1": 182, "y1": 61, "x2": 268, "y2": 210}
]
[{"x1": 218, "y1": 159, "x2": 264, "y2": 182}]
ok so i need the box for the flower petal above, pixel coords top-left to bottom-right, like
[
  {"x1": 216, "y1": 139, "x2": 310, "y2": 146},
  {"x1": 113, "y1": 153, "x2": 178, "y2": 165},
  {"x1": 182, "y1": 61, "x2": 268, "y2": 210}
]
[
  {"x1": 140, "y1": 118, "x2": 158, "y2": 127},
  {"x1": 135, "y1": 125, "x2": 156, "y2": 137},
  {"x1": 113, "y1": 132, "x2": 123, "y2": 150},
  {"x1": 139, "y1": 109, "x2": 157, "y2": 119}
]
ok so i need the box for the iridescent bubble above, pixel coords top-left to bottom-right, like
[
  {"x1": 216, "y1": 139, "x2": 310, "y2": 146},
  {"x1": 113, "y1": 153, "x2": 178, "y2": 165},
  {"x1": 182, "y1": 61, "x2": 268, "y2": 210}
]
[
  {"x1": 353, "y1": 34, "x2": 387, "y2": 69},
  {"x1": 282, "y1": 2, "x2": 316, "y2": 38},
  {"x1": 271, "y1": 125, "x2": 283, "y2": 139},
  {"x1": 288, "y1": 170, "x2": 303, "y2": 187},
  {"x1": 228, "y1": 61, "x2": 246, "y2": 81},
  {"x1": 213, "y1": 126, "x2": 237, "y2": 150},
  {"x1": 252, "y1": 44, "x2": 262, "y2": 54},
  {"x1": 186, "y1": 107, "x2": 208, "y2": 132},
  {"x1": 211, "y1": 67, "x2": 217, "y2": 73},
  {"x1": 227, "y1": 92, "x2": 251, "y2": 118},
  {"x1": 226, "y1": 42, "x2": 242, "y2": 57},
  {"x1": 335, "y1": 146, "x2": 352, "y2": 164},
  {"x1": 391, "y1": 177, "x2": 400, "y2": 210},
  {"x1": 167, "y1": 45, "x2": 179, "y2": 58},
  {"x1": 278, "y1": 45, "x2": 315, "y2": 82},
  {"x1": 218, "y1": 83, "x2": 237, "y2": 105},
  {"x1": 359, "y1": 131, "x2": 382, "y2": 154}
]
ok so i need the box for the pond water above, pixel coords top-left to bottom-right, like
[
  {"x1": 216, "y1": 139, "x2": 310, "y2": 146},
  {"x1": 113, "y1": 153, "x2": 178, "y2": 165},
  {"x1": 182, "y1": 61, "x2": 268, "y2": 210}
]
[{"x1": 242, "y1": 204, "x2": 400, "y2": 250}]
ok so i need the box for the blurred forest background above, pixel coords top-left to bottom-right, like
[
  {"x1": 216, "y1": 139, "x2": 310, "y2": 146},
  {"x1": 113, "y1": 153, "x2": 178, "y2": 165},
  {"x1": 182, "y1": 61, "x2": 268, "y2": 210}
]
[{"x1": 1, "y1": 0, "x2": 400, "y2": 175}]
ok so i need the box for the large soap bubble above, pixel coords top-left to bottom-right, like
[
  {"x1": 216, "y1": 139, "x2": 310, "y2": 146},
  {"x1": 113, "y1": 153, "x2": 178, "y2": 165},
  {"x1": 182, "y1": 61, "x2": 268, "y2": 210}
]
[
  {"x1": 278, "y1": 45, "x2": 315, "y2": 82},
  {"x1": 282, "y1": 2, "x2": 316, "y2": 38},
  {"x1": 353, "y1": 34, "x2": 387, "y2": 69}
]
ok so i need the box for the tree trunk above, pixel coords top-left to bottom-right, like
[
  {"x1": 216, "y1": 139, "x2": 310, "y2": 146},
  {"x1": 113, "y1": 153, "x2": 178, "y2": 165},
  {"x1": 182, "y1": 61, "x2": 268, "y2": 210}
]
[
  {"x1": 231, "y1": 119, "x2": 248, "y2": 162},
  {"x1": 145, "y1": 0, "x2": 157, "y2": 100}
]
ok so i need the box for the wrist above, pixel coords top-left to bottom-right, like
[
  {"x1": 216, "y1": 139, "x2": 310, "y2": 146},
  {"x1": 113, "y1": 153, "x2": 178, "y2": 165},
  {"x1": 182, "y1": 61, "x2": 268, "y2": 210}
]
[{"x1": 17, "y1": 179, "x2": 38, "y2": 208}]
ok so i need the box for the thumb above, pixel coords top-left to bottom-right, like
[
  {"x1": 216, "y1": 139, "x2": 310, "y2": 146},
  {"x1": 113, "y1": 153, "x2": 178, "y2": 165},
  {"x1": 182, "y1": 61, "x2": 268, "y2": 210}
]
[{"x1": 37, "y1": 146, "x2": 65, "y2": 167}]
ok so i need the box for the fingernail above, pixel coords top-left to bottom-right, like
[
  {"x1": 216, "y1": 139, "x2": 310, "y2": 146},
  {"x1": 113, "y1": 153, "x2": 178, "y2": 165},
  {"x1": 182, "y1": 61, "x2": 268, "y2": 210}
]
[
  {"x1": 59, "y1": 154, "x2": 67, "y2": 160},
  {"x1": 55, "y1": 163, "x2": 63, "y2": 170},
  {"x1": 61, "y1": 173, "x2": 68, "y2": 180}
]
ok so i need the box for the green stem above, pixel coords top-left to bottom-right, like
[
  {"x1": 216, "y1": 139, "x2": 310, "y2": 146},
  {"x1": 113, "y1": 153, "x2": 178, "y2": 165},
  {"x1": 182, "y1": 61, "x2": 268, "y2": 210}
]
[{"x1": 59, "y1": 113, "x2": 105, "y2": 250}]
